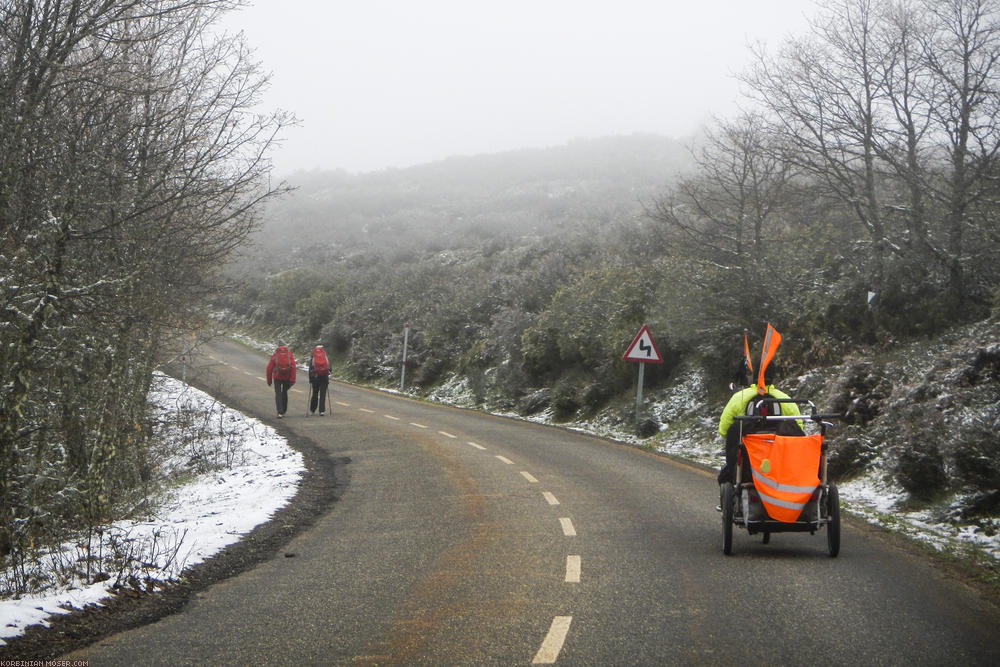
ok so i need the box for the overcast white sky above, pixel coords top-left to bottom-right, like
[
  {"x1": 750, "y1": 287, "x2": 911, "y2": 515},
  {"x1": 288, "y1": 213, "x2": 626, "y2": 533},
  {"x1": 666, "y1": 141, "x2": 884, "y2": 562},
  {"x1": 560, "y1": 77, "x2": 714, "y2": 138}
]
[{"x1": 222, "y1": 1, "x2": 817, "y2": 175}]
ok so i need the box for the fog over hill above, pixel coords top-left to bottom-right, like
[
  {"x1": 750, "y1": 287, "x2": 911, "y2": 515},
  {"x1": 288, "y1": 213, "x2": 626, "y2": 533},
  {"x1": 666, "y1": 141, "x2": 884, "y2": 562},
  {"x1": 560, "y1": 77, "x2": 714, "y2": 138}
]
[{"x1": 239, "y1": 134, "x2": 693, "y2": 271}]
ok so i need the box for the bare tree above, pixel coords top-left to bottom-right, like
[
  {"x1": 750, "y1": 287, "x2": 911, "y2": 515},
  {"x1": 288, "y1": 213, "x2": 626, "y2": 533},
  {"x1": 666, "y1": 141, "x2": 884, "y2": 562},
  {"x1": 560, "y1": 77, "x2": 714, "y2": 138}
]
[
  {"x1": 876, "y1": 0, "x2": 937, "y2": 257},
  {"x1": 742, "y1": 0, "x2": 896, "y2": 294},
  {"x1": 741, "y1": 0, "x2": 1000, "y2": 322},
  {"x1": 648, "y1": 113, "x2": 798, "y2": 323},
  {"x1": 919, "y1": 0, "x2": 1000, "y2": 309},
  {"x1": 0, "y1": 0, "x2": 291, "y2": 579}
]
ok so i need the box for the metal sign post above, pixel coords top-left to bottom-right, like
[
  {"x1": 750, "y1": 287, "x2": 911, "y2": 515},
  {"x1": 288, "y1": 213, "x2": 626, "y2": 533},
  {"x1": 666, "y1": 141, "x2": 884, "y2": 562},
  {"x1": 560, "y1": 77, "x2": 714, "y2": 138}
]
[
  {"x1": 635, "y1": 361, "x2": 646, "y2": 420},
  {"x1": 400, "y1": 323, "x2": 410, "y2": 390}
]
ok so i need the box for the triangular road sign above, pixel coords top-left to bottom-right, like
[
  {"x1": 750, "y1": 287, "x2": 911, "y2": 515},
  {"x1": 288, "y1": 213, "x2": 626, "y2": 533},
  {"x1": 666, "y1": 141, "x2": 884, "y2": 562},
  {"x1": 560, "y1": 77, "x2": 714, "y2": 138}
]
[{"x1": 623, "y1": 325, "x2": 663, "y2": 364}]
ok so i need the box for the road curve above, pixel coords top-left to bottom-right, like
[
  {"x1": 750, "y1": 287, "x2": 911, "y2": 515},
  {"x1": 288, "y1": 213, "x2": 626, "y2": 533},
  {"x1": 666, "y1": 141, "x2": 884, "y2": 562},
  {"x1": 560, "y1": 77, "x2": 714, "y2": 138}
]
[{"x1": 65, "y1": 337, "x2": 1000, "y2": 665}]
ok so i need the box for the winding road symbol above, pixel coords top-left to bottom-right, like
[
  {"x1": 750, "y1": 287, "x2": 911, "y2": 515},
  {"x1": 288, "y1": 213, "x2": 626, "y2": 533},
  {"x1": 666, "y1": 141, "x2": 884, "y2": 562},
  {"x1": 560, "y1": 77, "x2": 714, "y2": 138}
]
[{"x1": 622, "y1": 325, "x2": 663, "y2": 364}]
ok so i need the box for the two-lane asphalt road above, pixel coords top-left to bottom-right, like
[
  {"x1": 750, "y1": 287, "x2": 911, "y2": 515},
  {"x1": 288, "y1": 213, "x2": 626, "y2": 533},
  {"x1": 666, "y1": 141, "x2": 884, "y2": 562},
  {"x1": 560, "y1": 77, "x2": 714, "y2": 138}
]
[{"x1": 68, "y1": 338, "x2": 1000, "y2": 665}]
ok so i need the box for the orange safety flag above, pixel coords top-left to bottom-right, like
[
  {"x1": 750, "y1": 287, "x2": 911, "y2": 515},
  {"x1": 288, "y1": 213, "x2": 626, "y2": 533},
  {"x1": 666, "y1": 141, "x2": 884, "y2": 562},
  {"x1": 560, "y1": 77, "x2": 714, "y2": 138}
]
[
  {"x1": 742, "y1": 432, "x2": 822, "y2": 523},
  {"x1": 743, "y1": 330, "x2": 754, "y2": 374},
  {"x1": 757, "y1": 323, "x2": 782, "y2": 395}
]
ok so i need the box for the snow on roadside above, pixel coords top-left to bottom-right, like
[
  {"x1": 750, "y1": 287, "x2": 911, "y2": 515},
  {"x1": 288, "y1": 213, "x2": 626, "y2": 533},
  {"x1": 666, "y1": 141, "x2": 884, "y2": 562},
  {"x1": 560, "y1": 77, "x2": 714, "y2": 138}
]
[
  {"x1": 839, "y1": 468, "x2": 1000, "y2": 561},
  {"x1": 0, "y1": 373, "x2": 304, "y2": 645}
]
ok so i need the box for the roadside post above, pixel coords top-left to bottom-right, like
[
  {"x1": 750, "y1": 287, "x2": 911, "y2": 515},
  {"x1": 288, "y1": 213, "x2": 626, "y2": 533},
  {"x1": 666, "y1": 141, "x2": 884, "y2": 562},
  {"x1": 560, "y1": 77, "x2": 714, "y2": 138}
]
[
  {"x1": 400, "y1": 323, "x2": 410, "y2": 391},
  {"x1": 622, "y1": 325, "x2": 663, "y2": 430}
]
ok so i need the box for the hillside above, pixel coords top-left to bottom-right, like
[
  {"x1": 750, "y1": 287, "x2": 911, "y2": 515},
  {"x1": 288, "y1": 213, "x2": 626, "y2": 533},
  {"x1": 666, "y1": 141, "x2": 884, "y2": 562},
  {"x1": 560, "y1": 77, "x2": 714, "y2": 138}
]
[{"x1": 235, "y1": 133, "x2": 692, "y2": 272}]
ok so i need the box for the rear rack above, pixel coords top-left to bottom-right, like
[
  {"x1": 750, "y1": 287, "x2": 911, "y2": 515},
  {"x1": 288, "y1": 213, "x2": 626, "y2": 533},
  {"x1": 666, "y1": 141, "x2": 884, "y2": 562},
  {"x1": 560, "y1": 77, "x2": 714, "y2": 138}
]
[{"x1": 733, "y1": 398, "x2": 840, "y2": 427}]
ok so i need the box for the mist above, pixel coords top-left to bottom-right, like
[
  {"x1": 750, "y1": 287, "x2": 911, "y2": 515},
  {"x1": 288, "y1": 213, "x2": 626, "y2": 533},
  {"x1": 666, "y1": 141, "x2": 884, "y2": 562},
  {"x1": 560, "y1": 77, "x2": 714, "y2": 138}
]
[{"x1": 222, "y1": 0, "x2": 817, "y2": 175}]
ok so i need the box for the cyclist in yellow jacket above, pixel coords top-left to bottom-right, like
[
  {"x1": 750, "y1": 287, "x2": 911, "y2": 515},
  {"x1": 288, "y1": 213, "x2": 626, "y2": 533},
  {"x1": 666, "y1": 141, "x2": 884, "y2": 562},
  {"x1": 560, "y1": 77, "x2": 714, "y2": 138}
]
[{"x1": 717, "y1": 363, "x2": 801, "y2": 485}]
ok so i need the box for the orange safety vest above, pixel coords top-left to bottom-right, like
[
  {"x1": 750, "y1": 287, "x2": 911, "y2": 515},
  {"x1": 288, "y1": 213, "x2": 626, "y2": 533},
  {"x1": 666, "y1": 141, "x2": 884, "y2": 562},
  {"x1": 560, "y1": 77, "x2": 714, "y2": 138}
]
[{"x1": 742, "y1": 432, "x2": 822, "y2": 523}]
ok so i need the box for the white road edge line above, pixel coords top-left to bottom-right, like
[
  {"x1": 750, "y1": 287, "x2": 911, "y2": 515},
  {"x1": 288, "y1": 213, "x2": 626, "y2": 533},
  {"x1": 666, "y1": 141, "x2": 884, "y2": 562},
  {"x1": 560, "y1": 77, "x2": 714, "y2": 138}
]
[
  {"x1": 565, "y1": 555, "x2": 581, "y2": 583},
  {"x1": 495, "y1": 455, "x2": 514, "y2": 465},
  {"x1": 533, "y1": 616, "x2": 572, "y2": 664},
  {"x1": 467, "y1": 441, "x2": 486, "y2": 450},
  {"x1": 542, "y1": 492, "x2": 560, "y2": 505},
  {"x1": 520, "y1": 471, "x2": 538, "y2": 483},
  {"x1": 559, "y1": 518, "x2": 576, "y2": 537}
]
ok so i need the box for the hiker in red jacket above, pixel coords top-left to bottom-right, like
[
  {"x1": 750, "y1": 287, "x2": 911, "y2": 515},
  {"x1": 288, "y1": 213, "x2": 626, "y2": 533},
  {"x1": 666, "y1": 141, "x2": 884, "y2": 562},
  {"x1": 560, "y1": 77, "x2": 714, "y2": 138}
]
[
  {"x1": 266, "y1": 342, "x2": 296, "y2": 418},
  {"x1": 308, "y1": 344, "x2": 331, "y2": 416}
]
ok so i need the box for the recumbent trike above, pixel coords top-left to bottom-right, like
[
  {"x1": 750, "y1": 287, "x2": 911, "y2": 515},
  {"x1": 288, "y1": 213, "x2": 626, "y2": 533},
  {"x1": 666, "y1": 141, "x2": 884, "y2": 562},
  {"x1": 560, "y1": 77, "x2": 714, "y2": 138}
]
[{"x1": 721, "y1": 397, "x2": 841, "y2": 556}]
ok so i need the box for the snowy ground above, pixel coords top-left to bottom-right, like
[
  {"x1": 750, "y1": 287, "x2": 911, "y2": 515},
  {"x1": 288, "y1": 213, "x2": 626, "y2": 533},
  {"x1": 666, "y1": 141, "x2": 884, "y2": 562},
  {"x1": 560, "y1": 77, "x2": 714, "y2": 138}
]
[{"x1": 0, "y1": 373, "x2": 304, "y2": 645}]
